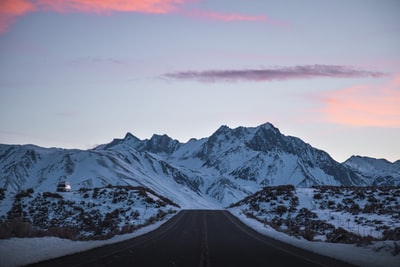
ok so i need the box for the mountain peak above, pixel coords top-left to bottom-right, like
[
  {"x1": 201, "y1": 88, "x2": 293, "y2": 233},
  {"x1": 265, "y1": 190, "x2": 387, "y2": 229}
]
[
  {"x1": 150, "y1": 133, "x2": 173, "y2": 140},
  {"x1": 245, "y1": 123, "x2": 283, "y2": 152},
  {"x1": 344, "y1": 155, "x2": 395, "y2": 170},
  {"x1": 143, "y1": 134, "x2": 180, "y2": 154},
  {"x1": 214, "y1": 125, "x2": 231, "y2": 135},
  {"x1": 256, "y1": 122, "x2": 280, "y2": 134},
  {"x1": 96, "y1": 132, "x2": 140, "y2": 150},
  {"x1": 124, "y1": 132, "x2": 139, "y2": 141},
  {"x1": 258, "y1": 122, "x2": 275, "y2": 129}
]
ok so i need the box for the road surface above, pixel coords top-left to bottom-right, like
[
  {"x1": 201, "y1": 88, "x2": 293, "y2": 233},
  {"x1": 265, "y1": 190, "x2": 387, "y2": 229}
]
[{"x1": 27, "y1": 210, "x2": 358, "y2": 267}]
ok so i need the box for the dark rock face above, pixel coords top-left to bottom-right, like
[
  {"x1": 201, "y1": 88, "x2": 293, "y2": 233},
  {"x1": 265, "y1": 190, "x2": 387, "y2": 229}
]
[{"x1": 141, "y1": 134, "x2": 181, "y2": 154}]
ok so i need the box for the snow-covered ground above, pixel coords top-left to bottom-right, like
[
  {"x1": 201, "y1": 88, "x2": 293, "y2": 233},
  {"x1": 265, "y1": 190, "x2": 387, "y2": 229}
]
[
  {"x1": 0, "y1": 215, "x2": 173, "y2": 267},
  {"x1": 230, "y1": 209, "x2": 399, "y2": 267},
  {"x1": 228, "y1": 185, "x2": 400, "y2": 267},
  {"x1": 0, "y1": 186, "x2": 179, "y2": 240},
  {"x1": 1, "y1": 185, "x2": 399, "y2": 267},
  {"x1": 1, "y1": 209, "x2": 398, "y2": 267}
]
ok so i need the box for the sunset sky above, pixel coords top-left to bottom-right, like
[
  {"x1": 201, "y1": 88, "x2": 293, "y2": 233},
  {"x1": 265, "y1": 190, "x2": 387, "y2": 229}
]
[{"x1": 0, "y1": 0, "x2": 399, "y2": 162}]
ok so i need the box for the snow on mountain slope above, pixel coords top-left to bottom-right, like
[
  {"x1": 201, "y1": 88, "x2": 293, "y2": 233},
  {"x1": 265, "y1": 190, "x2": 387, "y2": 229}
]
[
  {"x1": 344, "y1": 156, "x2": 400, "y2": 186},
  {"x1": 0, "y1": 144, "x2": 214, "y2": 209},
  {"x1": 0, "y1": 122, "x2": 397, "y2": 207},
  {"x1": 161, "y1": 123, "x2": 363, "y2": 205}
]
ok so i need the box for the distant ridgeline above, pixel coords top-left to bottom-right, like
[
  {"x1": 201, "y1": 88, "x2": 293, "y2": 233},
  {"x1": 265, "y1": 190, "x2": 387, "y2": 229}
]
[{"x1": 1, "y1": 122, "x2": 399, "y2": 207}]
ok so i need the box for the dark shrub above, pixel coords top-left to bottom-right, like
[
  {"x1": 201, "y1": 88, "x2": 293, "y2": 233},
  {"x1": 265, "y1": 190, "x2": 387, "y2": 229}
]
[
  {"x1": 313, "y1": 193, "x2": 322, "y2": 200},
  {"x1": 275, "y1": 205, "x2": 287, "y2": 216},
  {"x1": 383, "y1": 227, "x2": 400, "y2": 241},
  {"x1": 43, "y1": 192, "x2": 63, "y2": 199}
]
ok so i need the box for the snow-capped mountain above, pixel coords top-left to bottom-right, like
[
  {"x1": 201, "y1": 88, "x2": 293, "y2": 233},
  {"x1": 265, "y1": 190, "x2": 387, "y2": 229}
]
[
  {"x1": 0, "y1": 144, "x2": 214, "y2": 209},
  {"x1": 343, "y1": 155, "x2": 400, "y2": 186},
  {"x1": 0, "y1": 122, "x2": 396, "y2": 207}
]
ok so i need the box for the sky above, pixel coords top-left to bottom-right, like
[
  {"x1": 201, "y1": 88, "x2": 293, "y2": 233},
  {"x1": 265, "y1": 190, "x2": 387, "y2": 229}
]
[{"x1": 0, "y1": 0, "x2": 399, "y2": 163}]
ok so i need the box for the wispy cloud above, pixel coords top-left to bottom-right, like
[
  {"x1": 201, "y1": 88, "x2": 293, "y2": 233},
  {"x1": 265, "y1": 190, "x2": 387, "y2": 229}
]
[
  {"x1": 70, "y1": 56, "x2": 129, "y2": 66},
  {"x1": 33, "y1": 0, "x2": 185, "y2": 14},
  {"x1": 312, "y1": 74, "x2": 400, "y2": 127},
  {"x1": 164, "y1": 65, "x2": 386, "y2": 82},
  {"x1": 0, "y1": 0, "x2": 36, "y2": 33},
  {"x1": 0, "y1": 0, "x2": 186, "y2": 33},
  {"x1": 0, "y1": 0, "x2": 272, "y2": 34}
]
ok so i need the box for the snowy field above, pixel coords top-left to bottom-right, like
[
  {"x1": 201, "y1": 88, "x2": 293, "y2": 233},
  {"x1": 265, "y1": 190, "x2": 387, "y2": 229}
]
[
  {"x1": 0, "y1": 210, "x2": 398, "y2": 267},
  {"x1": 0, "y1": 216, "x2": 172, "y2": 267},
  {"x1": 0, "y1": 186, "x2": 180, "y2": 266},
  {"x1": 230, "y1": 209, "x2": 399, "y2": 267},
  {"x1": 1, "y1": 185, "x2": 399, "y2": 267},
  {"x1": 228, "y1": 185, "x2": 400, "y2": 267}
]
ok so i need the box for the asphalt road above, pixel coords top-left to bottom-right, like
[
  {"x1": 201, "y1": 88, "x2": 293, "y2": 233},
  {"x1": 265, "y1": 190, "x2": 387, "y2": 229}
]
[{"x1": 27, "y1": 210, "x2": 358, "y2": 267}]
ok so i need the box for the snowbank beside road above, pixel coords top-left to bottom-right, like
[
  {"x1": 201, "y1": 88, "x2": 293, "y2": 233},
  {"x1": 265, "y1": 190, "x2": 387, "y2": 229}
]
[
  {"x1": 0, "y1": 217, "x2": 171, "y2": 267},
  {"x1": 229, "y1": 209, "x2": 399, "y2": 267}
]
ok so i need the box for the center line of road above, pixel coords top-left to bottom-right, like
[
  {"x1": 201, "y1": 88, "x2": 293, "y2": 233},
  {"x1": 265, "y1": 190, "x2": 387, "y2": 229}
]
[{"x1": 199, "y1": 211, "x2": 210, "y2": 267}]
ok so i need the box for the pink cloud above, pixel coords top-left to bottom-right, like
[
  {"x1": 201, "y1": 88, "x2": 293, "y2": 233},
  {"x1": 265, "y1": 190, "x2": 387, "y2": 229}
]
[
  {"x1": 0, "y1": 0, "x2": 272, "y2": 34},
  {"x1": 0, "y1": 0, "x2": 36, "y2": 33},
  {"x1": 315, "y1": 75, "x2": 400, "y2": 127},
  {"x1": 0, "y1": 0, "x2": 186, "y2": 33},
  {"x1": 178, "y1": 9, "x2": 268, "y2": 22},
  {"x1": 35, "y1": 0, "x2": 186, "y2": 14}
]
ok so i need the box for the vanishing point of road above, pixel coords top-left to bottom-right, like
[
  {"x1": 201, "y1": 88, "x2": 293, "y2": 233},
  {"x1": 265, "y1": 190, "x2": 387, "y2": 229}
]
[{"x1": 27, "y1": 210, "x2": 358, "y2": 267}]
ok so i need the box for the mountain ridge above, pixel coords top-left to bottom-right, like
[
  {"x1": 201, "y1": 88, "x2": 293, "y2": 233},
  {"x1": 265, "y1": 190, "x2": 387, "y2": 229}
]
[{"x1": 1, "y1": 122, "x2": 399, "y2": 207}]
